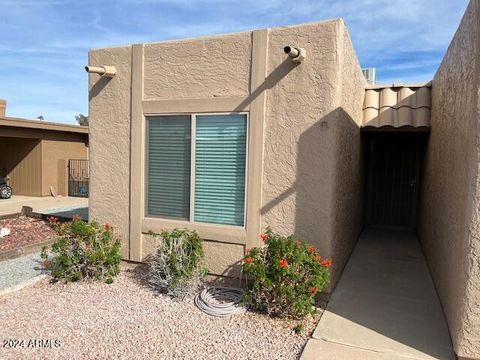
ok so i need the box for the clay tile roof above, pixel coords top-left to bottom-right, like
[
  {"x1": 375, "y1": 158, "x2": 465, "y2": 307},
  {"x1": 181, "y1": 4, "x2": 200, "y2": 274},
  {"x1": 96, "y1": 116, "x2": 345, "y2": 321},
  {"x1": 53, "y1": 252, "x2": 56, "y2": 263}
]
[{"x1": 362, "y1": 82, "x2": 432, "y2": 129}]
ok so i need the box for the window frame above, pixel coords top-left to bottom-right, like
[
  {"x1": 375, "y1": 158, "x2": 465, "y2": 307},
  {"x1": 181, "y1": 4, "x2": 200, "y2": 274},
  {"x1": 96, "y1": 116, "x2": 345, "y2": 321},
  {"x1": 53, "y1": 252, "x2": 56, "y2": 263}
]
[{"x1": 145, "y1": 111, "x2": 249, "y2": 229}]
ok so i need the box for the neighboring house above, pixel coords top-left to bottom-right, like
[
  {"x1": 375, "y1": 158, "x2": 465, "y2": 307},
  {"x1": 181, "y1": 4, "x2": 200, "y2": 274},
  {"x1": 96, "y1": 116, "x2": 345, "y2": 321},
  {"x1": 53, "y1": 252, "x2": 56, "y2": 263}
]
[
  {"x1": 0, "y1": 101, "x2": 89, "y2": 197},
  {"x1": 87, "y1": 0, "x2": 480, "y2": 358}
]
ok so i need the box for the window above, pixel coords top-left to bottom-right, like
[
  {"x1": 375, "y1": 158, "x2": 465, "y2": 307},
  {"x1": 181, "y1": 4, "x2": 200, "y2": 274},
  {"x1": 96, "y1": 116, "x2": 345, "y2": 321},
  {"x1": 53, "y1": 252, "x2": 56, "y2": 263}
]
[
  {"x1": 147, "y1": 113, "x2": 247, "y2": 227},
  {"x1": 147, "y1": 115, "x2": 191, "y2": 220}
]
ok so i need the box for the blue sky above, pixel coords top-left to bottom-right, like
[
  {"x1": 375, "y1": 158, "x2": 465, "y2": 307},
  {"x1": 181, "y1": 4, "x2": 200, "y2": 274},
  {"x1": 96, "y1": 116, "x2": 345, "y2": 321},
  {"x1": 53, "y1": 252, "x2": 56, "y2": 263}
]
[{"x1": 0, "y1": 0, "x2": 469, "y2": 124}]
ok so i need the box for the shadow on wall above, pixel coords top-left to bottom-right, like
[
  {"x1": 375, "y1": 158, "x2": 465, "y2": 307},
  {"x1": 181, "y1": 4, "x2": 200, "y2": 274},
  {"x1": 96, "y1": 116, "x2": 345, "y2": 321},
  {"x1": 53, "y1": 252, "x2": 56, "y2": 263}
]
[
  {"x1": 208, "y1": 259, "x2": 245, "y2": 287},
  {"x1": 233, "y1": 58, "x2": 299, "y2": 112},
  {"x1": 89, "y1": 76, "x2": 112, "y2": 101},
  {"x1": 261, "y1": 107, "x2": 364, "y2": 285}
]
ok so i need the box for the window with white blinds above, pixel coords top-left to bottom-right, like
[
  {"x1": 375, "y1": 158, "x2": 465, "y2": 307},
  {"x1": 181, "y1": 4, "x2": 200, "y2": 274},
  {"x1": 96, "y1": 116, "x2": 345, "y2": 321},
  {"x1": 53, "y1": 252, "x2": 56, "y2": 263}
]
[
  {"x1": 194, "y1": 114, "x2": 247, "y2": 226},
  {"x1": 147, "y1": 116, "x2": 191, "y2": 220},
  {"x1": 146, "y1": 113, "x2": 247, "y2": 227}
]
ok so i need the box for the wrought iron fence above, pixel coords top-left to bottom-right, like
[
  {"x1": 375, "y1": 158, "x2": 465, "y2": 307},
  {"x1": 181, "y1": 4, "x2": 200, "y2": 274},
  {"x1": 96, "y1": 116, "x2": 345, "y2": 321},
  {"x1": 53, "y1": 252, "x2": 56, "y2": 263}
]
[{"x1": 68, "y1": 159, "x2": 89, "y2": 197}]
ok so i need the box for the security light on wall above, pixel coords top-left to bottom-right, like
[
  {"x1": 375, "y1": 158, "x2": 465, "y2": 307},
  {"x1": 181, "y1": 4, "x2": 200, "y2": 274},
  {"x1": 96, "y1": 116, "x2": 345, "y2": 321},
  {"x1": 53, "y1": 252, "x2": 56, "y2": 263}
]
[
  {"x1": 84, "y1": 65, "x2": 117, "y2": 78},
  {"x1": 284, "y1": 46, "x2": 306, "y2": 63}
]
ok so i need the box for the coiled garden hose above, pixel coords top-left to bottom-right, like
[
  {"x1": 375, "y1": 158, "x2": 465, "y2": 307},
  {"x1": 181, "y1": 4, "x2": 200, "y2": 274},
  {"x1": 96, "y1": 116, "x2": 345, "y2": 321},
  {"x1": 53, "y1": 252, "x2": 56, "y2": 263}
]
[{"x1": 194, "y1": 287, "x2": 247, "y2": 317}]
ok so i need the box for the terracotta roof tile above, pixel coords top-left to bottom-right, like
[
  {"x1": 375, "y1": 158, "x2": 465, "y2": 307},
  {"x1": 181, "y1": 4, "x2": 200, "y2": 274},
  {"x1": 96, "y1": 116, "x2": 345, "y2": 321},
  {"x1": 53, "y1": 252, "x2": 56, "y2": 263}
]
[{"x1": 362, "y1": 83, "x2": 431, "y2": 128}]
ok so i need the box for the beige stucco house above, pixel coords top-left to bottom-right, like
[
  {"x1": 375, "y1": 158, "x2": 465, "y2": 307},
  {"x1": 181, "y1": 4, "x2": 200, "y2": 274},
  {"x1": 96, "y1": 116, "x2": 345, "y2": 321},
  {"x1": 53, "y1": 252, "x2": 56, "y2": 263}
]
[
  {"x1": 88, "y1": 0, "x2": 480, "y2": 358},
  {"x1": 0, "y1": 101, "x2": 89, "y2": 197}
]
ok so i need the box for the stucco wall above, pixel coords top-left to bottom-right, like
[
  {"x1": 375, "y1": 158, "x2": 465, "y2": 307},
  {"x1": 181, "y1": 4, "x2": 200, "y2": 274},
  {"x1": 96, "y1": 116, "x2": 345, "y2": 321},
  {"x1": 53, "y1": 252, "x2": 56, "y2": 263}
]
[
  {"x1": 261, "y1": 21, "x2": 339, "y2": 259},
  {"x1": 261, "y1": 20, "x2": 365, "y2": 282},
  {"x1": 41, "y1": 137, "x2": 88, "y2": 196},
  {"x1": 88, "y1": 20, "x2": 365, "y2": 283},
  {"x1": 330, "y1": 21, "x2": 366, "y2": 282},
  {"x1": 418, "y1": 0, "x2": 480, "y2": 358},
  {"x1": 88, "y1": 46, "x2": 132, "y2": 258},
  {"x1": 144, "y1": 33, "x2": 251, "y2": 100}
]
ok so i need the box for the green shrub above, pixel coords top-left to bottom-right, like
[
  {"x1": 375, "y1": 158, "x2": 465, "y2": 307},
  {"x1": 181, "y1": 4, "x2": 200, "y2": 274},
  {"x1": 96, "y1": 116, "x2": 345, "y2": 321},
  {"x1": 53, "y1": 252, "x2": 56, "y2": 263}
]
[
  {"x1": 293, "y1": 323, "x2": 304, "y2": 335},
  {"x1": 242, "y1": 228, "x2": 332, "y2": 318},
  {"x1": 41, "y1": 216, "x2": 121, "y2": 283},
  {"x1": 148, "y1": 228, "x2": 206, "y2": 299}
]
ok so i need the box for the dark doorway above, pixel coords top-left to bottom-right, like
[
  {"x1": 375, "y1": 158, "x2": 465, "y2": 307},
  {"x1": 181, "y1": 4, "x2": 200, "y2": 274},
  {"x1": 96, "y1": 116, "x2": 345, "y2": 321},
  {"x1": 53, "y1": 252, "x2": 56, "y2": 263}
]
[
  {"x1": 68, "y1": 159, "x2": 89, "y2": 197},
  {"x1": 364, "y1": 132, "x2": 426, "y2": 230}
]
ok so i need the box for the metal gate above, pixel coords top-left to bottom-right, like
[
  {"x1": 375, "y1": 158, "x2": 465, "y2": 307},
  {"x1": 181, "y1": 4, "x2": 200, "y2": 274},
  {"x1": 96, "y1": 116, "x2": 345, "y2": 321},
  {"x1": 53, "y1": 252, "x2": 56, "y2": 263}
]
[{"x1": 68, "y1": 159, "x2": 89, "y2": 197}]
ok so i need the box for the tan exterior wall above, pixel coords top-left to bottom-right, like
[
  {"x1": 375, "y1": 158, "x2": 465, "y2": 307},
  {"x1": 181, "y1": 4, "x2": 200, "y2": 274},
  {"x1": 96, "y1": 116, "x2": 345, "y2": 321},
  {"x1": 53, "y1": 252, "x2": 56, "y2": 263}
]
[
  {"x1": 0, "y1": 130, "x2": 88, "y2": 198},
  {"x1": 144, "y1": 33, "x2": 251, "y2": 100},
  {"x1": 88, "y1": 20, "x2": 365, "y2": 284},
  {"x1": 418, "y1": 0, "x2": 480, "y2": 358},
  {"x1": 331, "y1": 22, "x2": 367, "y2": 282},
  {"x1": 261, "y1": 20, "x2": 365, "y2": 282},
  {"x1": 0, "y1": 139, "x2": 7, "y2": 178},
  {"x1": 41, "y1": 138, "x2": 88, "y2": 196},
  {"x1": 0, "y1": 100, "x2": 6, "y2": 117},
  {"x1": 0, "y1": 137, "x2": 42, "y2": 196},
  {"x1": 88, "y1": 46, "x2": 132, "y2": 258}
]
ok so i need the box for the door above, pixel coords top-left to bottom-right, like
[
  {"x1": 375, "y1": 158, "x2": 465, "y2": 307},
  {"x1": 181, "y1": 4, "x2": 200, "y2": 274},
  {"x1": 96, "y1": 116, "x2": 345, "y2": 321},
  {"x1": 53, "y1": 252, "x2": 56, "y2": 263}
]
[
  {"x1": 365, "y1": 132, "x2": 424, "y2": 230},
  {"x1": 68, "y1": 159, "x2": 89, "y2": 197}
]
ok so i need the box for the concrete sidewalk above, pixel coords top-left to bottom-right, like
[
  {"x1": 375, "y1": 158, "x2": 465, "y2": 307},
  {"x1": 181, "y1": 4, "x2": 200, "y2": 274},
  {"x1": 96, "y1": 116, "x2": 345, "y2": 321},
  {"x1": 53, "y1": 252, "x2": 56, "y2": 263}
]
[
  {"x1": 302, "y1": 229, "x2": 455, "y2": 360},
  {"x1": 0, "y1": 195, "x2": 87, "y2": 217}
]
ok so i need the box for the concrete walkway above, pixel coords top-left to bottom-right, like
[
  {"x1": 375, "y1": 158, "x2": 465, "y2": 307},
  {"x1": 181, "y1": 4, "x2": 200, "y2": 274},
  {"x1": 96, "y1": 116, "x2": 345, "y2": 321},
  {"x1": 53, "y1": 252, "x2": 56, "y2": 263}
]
[
  {"x1": 0, "y1": 195, "x2": 87, "y2": 217},
  {"x1": 302, "y1": 228, "x2": 455, "y2": 360}
]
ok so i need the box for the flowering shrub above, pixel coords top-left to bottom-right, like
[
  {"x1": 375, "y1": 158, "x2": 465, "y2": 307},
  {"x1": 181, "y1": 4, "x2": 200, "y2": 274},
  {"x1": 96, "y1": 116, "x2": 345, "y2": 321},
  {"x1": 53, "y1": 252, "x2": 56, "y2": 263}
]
[
  {"x1": 148, "y1": 229, "x2": 206, "y2": 299},
  {"x1": 41, "y1": 216, "x2": 121, "y2": 283},
  {"x1": 242, "y1": 229, "x2": 332, "y2": 318}
]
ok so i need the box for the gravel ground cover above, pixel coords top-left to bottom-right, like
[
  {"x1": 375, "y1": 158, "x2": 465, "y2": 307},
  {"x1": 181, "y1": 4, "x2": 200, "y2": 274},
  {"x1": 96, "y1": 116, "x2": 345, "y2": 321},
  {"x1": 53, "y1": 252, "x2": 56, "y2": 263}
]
[
  {"x1": 0, "y1": 266, "x2": 321, "y2": 360},
  {"x1": 0, "y1": 252, "x2": 46, "y2": 293},
  {"x1": 0, "y1": 216, "x2": 55, "y2": 251}
]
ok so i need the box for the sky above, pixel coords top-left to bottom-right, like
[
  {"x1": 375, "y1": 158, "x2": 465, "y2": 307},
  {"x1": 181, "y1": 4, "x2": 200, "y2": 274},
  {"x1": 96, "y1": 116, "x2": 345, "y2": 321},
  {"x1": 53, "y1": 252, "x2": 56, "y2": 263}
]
[{"x1": 0, "y1": 0, "x2": 470, "y2": 125}]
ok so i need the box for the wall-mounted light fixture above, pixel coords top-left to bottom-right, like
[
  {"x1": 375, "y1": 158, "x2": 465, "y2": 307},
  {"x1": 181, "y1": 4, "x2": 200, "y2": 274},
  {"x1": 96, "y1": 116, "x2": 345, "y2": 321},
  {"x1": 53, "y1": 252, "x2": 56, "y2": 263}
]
[
  {"x1": 84, "y1": 65, "x2": 117, "y2": 78},
  {"x1": 283, "y1": 46, "x2": 306, "y2": 63}
]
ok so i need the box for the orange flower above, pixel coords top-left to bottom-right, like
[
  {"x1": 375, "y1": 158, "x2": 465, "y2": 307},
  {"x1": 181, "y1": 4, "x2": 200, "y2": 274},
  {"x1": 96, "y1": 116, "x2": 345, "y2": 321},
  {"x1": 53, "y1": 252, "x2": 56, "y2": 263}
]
[
  {"x1": 260, "y1": 233, "x2": 269, "y2": 242},
  {"x1": 307, "y1": 245, "x2": 316, "y2": 254},
  {"x1": 321, "y1": 259, "x2": 333, "y2": 268},
  {"x1": 103, "y1": 223, "x2": 112, "y2": 231},
  {"x1": 244, "y1": 257, "x2": 254, "y2": 264},
  {"x1": 314, "y1": 255, "x2": 322, "y2": 262},
  {"x1": 278, "y1": 259, "x2": 289, "y2": 269},
  {"x1": 308, "y1": 287, "x2": 318, "y2": 295},
  {"x1": 295, "y1": 240, "x2": 302, "y2": 246},
  {"x1": 47, "y1": 216, "x2": 59, "y2": 223},
  {"x1": 72, "y1": 214, "x2": 82, "y2": 221}
]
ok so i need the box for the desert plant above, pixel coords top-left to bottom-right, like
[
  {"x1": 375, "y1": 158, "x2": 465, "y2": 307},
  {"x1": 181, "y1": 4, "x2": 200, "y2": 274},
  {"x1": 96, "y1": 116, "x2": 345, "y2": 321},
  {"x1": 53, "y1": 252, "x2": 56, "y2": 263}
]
[
  {"x1": 148, "y1": 228, "x2": 206, "y2": 299},
  {"x1": 41, "y1": 216, "x2": 121, "y2": 283},
  {"x1": 242, "y1": 228, "x2": 332, "y2": 318}
]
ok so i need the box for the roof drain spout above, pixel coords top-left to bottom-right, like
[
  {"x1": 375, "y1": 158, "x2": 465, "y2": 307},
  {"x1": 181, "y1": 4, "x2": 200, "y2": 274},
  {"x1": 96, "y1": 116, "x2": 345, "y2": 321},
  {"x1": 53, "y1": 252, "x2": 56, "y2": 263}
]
[
  {"x1": 283, "y1": 46, "x2": 306, "y2": 63},
  {"x1": 84, "y1": 65, "x2": 117, "y2": 78}
]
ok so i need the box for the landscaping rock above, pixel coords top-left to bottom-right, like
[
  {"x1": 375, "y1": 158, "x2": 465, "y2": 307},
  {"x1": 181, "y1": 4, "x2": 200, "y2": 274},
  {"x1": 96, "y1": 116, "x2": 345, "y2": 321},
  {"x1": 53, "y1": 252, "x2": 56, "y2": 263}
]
[
  {"x1": 0, "y1": 266, "x2": 321, "y2": 359},
  {"x1": 0, "y1": 227, "x2": 10, "y2": 238},
  {"x1": 0, "y1": 216, "x2": 55, "y2": 252}
]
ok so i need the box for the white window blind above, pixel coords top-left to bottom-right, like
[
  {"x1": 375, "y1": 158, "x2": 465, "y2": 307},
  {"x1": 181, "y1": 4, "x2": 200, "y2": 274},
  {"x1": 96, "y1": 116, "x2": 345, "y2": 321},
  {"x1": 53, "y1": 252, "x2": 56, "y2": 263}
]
[
  {"x1": 147, "y1": 116, "x2": 191, "y2": 219},
  {"x1": 194, "y1": 114, "x2": 247, "y2": 226}
]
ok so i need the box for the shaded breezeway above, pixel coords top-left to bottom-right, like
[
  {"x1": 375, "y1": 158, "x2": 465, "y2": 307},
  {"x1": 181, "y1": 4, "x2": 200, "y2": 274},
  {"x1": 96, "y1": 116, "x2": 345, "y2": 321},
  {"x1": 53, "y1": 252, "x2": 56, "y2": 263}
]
[{"x1": 302, "y1": 228, "x2": 455, "y2": 360}]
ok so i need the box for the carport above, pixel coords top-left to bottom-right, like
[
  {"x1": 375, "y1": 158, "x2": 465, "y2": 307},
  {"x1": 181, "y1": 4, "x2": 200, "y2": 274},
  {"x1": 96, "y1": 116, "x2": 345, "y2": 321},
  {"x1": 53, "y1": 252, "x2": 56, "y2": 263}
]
[{"x1": 0, "y1": 102, "x2": 88, "y2": 197}]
